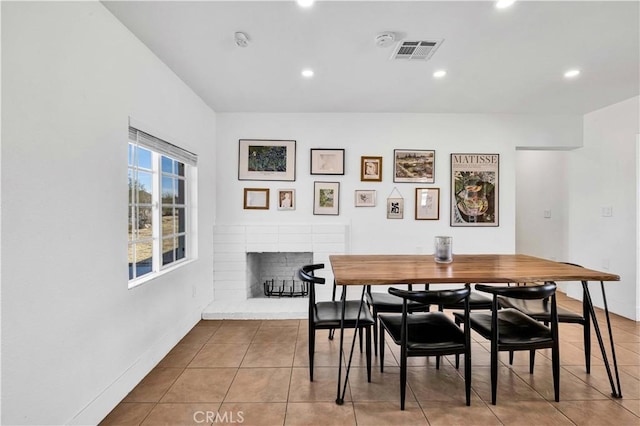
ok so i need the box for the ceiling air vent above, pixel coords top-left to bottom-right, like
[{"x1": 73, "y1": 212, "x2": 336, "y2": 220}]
[{"x1": 391, "y1": 39, "x2": 443, "y2": 61}]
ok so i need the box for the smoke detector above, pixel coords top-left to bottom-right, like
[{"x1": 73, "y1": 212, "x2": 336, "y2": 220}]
[
  {"x1": 234, "y1": 32, "x2": 249, "y2": 48},
  {"x1": 375, "y1": 32, "x2": 396, "y2": 48},
  {"x1": 390, "y1": 39, "x2": 444, "y2": 61}
]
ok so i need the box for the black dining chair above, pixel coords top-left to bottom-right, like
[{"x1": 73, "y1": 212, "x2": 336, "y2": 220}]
[
  {"x1": 498, "y1": 263, "x2": 591, "y2": 374},
  {"x1": 365, "y1": 284, "x2": 430, "y2": 356},
  {"x1": 454, "y1": 283, "x2": 560, "y2": 405},
  {"x1": 298, "y1": 263, "x2": 374, "y2": 382},
  {"x1": 379, "y1": 286, "x2": 472, "y2": 410}
]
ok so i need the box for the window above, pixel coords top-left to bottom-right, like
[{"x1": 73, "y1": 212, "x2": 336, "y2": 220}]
[{"x1": 128, "y1": 127, "x2": 197, "y2": 286}]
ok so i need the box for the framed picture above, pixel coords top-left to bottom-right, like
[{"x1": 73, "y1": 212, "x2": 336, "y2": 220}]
[
  {"x1": 314, "y1": 181, "x2": 340, "y2": 215},
  {"x1": 450, "y1": 153, "x2": 499, "y2": 227},
  {"x1": 386, "y1": 197, "x2": 404, "y2": 219},
  {"x1": 310, "y1": 149, "x2": 345, "y2": 175},
  {"x1": 243, "y1": 188, "x2": 270, "y2": 210},
  {"x1": 277, "y1": 189, "x2": 295, "y2": 210},
  {"x1": 238, "y1": 139, "x2": 296, "y2": 181},
  {"x1": 361, "y1": 156, "x2": 383, "y2": 182},
  {"x1": 415, "y1": 188, "x2": 440, "y2": 220},
  {"x1": 355, "y1": 190, "x2": 376, "y2": 207},
  {"x1": 394, "y1": 149, "x2": 435, "y2": 183}
]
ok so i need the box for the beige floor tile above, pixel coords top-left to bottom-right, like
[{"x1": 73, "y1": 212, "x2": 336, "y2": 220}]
[
  {"x1": 488, "y1": 400, "x2": 574, "y2": 425},
  {"x1": 512, "y1": 365, "x2": 609, "y2": 401},
  {"x1": 179, "y1": 326, "x2": 218, "y2": 346},
  {"x1": 208, "y1": 325, "x2": 259, "y2": 344},
  {"x1": 620, "y1": 364, "x2": 640, "y2": 379},
  {"x1": 564, "y1": 365, "x2": 640, "y2": 399},
  {"x1": 241, "y1": 341, "x2": 296, "y2": 367},
  {"x1": 123, "y1": 368, "x2": 184, "y2": 403},
  {"x1": 348, "y1": 366, "x2": 412, "y2": 402},
  {"x1": 161, "y1": 368, "x2": 237, "y2": 403},
  {"x1": 617, "y1": 399, "x2": 640, "y2": 417},
  {"x1": 408, "y1": 365, "x2": 480, "y2": 404},
  {"x1": 289, "y1": 367, "x2": 351, "y2": 402},
  {"x1": 156, "y1": 343, "x2": 203, "y2": 368},
  {"x1": 284, "y1": 402, "x2": 356, "y2": 426},
  {"x1": 219, "y1": 402, "x2": 287, "y2": 426},
  {"x1": 100, "y1": 402, "x2": 155, "y2": 425},
  {"x1": 141, "y1": 402, "x2": 220, "y2": 425},
  {"x1": 225, "y1": 367, "x2": 291, "y2": 402},
  {"x1": 260, "y1": 319, "x2": 301, "y2": 328},
  {"x1": 554, "y1": 399, "x2": 640, "y2": 425},
  {"x1": 188, "y1": 342, "x2": 249, "y2": 368},
  {"x1": 421, "y1": 400, "x2": 502, "y2": 426},
  {"x1": 353, "y1": 401, "x2": 427, "y2": 425},
  {"x1": 472, "y1": 366, "x2": 546, "y2": 404},
  {"x1": 253, "y1": 326, "x2": 300, "y2": 344}
]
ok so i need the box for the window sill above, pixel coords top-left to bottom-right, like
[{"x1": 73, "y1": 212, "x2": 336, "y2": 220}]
[{"x1": 128, "y1": 258, "x2": 197, "y2": 290}]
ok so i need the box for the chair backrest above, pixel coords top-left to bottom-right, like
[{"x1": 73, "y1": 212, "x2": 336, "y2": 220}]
[
  {"x1": 475, "y1": 282, "x2": 556, "y2": 300},
  {"x1": 298, "y1": 263, "x2": 327, "y2": 312},
  {"x1": 389, "y1": 286, "x2": 470, "y2": 306}
]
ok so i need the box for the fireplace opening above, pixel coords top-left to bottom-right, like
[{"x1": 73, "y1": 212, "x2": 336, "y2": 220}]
[{"x1": 246, "y1": 252, "x2": 313, "y2": 298}]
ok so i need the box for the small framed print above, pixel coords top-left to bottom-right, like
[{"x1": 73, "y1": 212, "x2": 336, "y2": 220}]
[
  {"x1": 277, "y1": 189, "x2": 295, "y2": 210},
  {"x1": 310, "y1": 149, "x2": 345, "y2": 175},
  {"x1": 387, "y1": 197, "x2": 404, "y2": 219},
  {"x1": 355, "y1": 190, "x2": 376, "y2": 207},
  {"x1": 314, "y1": 181, "x2": 340, "y2": 215},
  {"x1": 361, "y1": 156, "x2": 383, "y2": 182},
  {"x1": 415, "y1": 188, "x2": 440, "y2": 220},
  {"x1": 238, "y1": 139, "x2": 296, "y2": 181},
  {"x1": 394, "y1": 149, "x2": 435, "y2": 183},
  {"x1": 243, "y1": 188, "x2": 270, "y2": 210}
]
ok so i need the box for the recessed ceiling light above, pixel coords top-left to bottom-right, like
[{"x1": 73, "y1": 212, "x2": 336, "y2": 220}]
[
  {"x1": 297, "y1": 0, "x2": 314, "y2": 7},
  {"x1": 564, "y1": 69, "x2": 581, "y2": 78},
  {"x1": 301, "y1": 69, "x2": 314, "y2": 78},
  {"x1": 496, "y1": 0, "x2": 516, "y2": 9},
  {"x1": 433, "y1": 70, "x2": 447, "y2": 78}
]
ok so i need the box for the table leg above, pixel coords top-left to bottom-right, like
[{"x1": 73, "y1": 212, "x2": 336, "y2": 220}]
[
  {"x1": 581, "y1": 280, "x2": 623, "y2": 398},
  {"x1": 335, "y1": 286, "x2": 367, "y2": 405}
]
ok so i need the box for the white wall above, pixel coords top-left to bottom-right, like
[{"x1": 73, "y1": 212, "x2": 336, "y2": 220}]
[
  {"x1": 216, "y1": 113, "x2": 583, "y2": 257},
  {"x1": 515, "y1": 150, "x2": 570, "y2": 262},
  {"x1": 1, "y1": 2, "x2": 216, "y2": 425},
  {"x1": 567, "y1": 96, "x2": 639, "y2": 320}
]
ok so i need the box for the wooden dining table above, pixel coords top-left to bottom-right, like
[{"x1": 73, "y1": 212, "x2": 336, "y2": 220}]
[{"x1": 329, "y1": 254, "x2": 623, "y2": 405}]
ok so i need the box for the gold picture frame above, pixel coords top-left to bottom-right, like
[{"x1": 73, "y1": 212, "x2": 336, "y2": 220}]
[
  {"x1": 243, "y1": 188, "x2": 270, "y2": 209},
  {"x1": 360, "y1": 156, "x2": 383, "y2": 182}
]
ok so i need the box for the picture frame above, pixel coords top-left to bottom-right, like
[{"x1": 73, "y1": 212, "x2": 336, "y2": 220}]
[
  {"x1": 277, "y1": 189, "x2": 295, "y2": 210},
  {"x1": 243, "y1": 188, "x2": 270, "y2": 210},
  {"x1": 313, "y1": 181, "x2": 340, "y2": 215},
  {"x1": 355, "y1": 190, "x2": 376, "y2": 207},
  {"x1": 310, "y1": 148, "x2": 345, "y2": 175},
  {"x1": 394, "y1": 149, "x2": 435, "y2": 183},
  {"x1": 450, "y1": 153, "x2": 499, "y2": 227},
  {"x1": 361, "y1": 156, "x2": 383, "y2": 182},
  {"x1": 386, "y1": 197, "x2": 404, "y2": 219},
  {"x1": 238, "y1": 139, "x2": 296, "y2": 181},
  {"x1": 415, "y1": 188, "x2": 440, "y2": 220}
]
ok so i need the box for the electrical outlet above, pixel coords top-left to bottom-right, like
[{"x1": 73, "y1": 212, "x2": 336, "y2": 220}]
[
  {"x1": 602, "y1": 206, "x2": 613, "y2": 217},
  {"x1": 544, "y1": 210, "x2": 551, "y2": 218}
]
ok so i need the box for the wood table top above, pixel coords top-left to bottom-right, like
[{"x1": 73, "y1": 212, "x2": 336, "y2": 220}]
[{"x1": 329, "y1": 254, "x2": 620, "y2": 285}]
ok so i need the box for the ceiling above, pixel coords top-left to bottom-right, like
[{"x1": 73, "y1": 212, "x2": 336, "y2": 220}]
[{"x1": 103, "y1": 1, "x2": 639, "y2": 114}]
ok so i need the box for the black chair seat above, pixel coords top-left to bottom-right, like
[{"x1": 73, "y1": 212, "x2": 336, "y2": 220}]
[
  {"x1": 498, "y1": 297, "x2": 584, "y2": 323},
  {"x1": 379, "y1": 312, "x2": 466, "y2": 352},
  {"x1": 315, "y1": 300, "x2": 375, "y2": 328},
  {"x1": 458, "y1": 309, "x2": 554, "y2": 347}
]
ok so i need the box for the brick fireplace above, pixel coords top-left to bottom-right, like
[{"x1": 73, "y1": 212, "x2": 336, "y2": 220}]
[{"x1": 203, "y1": 223, "x2": 349, "y2": 318}]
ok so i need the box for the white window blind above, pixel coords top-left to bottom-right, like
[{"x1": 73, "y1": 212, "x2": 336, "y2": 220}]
[{"x1": 128, "y1": 127, "x2": 197, "y2": 166}]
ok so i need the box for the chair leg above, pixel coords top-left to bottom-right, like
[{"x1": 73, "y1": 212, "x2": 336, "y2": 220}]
[
  {"x1": 366, "y1": 327, "x2": 372, "y2": 382},
  {"x1": 436, "y1": 355, "x2": 440, "y2": 370},
  {"x1": 529, "y1": 350, "x2": 536, "y2": 374},
  {"x1": 328, "y1": 328, "x2": 335, "y2": 340},
  {"x1": 490, "y1": 341, "x2": 498, "y2": 405},
  {"x1": 400, "y1": 341, "x2": 407, "y2": 410},
  {"x1": 464, "y1": 351, "x2": 471, "y2": 406},
  {"x1": 359, "y1": 327, "x2": 364, "y2": 353},
  {"x1": 455, "y1": 354, "x2": 460, "y2": 369},
  {"x1": 552, "y1": 341, "x2": 560, "y2": 402},
  {"x1": 379, "y1": 325, "x2": 385, "y2": 373},
  {"x1": 509, "y1": 350, "x2": 514, "y2": 365},
  {"x1": 309, "y1": 326, "x2": 315, "y2": 382},
  {"x1": 584, "y1": 317, "x2": 591, "y2": 374},
  {"x1": 373, "y1": 310, "x2": 379, "y2": 356}
]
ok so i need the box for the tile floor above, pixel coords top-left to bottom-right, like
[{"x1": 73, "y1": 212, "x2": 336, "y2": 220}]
[{"x1": 101, "y1": 294, "x2": 639, "y2": 425}]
